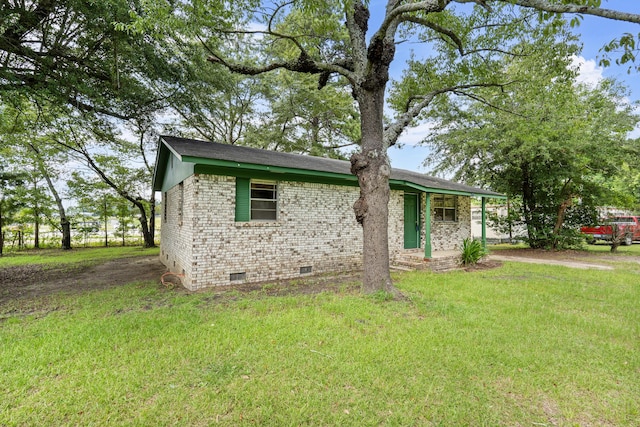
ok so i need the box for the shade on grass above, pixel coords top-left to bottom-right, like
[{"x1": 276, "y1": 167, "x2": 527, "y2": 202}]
[{"x1": 1, "y1": 260, "x2": 639, "y2": 425}]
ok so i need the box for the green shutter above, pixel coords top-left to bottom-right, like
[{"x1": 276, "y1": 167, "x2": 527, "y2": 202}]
[{"x1": 235, "y1": 177, "x2": 250, "y2": 222}]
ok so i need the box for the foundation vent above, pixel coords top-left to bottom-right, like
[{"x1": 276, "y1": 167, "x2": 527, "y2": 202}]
[{"x1": 230, "y1": 272, "x2": 246, "y2": 281}]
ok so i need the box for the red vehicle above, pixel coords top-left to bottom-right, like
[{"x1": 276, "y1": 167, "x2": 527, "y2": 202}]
[{"x1": 581, "y1": 216, "x2": 640, "y2": 246}]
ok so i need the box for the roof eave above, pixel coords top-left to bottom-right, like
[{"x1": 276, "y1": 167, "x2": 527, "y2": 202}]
[{"x1": 155, "y1": 137, "x2": 507, "y2": 198}]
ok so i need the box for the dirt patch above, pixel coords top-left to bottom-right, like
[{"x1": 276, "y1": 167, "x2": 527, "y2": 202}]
[
  {"x1": 493, "y1": 247, "x2": 640, "y2": 262},
  {"x1": 0, "y1": 256, "x2": 167, "y2": 306},
  {"x1": 463, "y1": 259, "x2": 503, "y2": 272},
  {"x1": 195, "y1": 273, "x2": 364, "y2": 302},
  {"x1": 0, "y1": 256, "x2": 366, "y2": 316},
  {"x1": 488, "y1": 248, "x2": 640, "y2": 270}
]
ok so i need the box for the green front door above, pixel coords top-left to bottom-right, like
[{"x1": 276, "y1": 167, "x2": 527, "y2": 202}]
[{"x1": 403, "y1": 193, "x2": 419, "y2": 249}]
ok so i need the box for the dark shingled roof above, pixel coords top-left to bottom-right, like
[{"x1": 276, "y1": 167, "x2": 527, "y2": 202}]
[{"x1": 157, "y1": 135, "x2": 503, "y2": 198}]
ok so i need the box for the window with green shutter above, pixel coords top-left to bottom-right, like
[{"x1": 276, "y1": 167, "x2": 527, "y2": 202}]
[{"x1": 235, "y1": 178, "x2": 278, "y2": 222}]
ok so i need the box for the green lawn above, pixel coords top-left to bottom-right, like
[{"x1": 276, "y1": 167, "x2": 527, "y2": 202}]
[
  {"x1": 1, "y1": 250, "x2": 639, "y2": 425},
  {"x1": 0, "y1": 246, "x2": 160, "y2": 268}
]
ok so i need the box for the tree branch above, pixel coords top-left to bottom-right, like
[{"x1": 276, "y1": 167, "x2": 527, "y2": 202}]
[
  {"x1": 468, "y1": 0, "x2": 640, "y2": 24},
  {"x1": 206, "y1": 49, "x2": 358, "y2": 85},
  {"x1": 384, "y1": 83, "x2": 508, "y2": 146},
  {"x1": 377, "y1": 0, "x2": 446, "y2": 41},
  {"x1": 399, "y1": 16, "x2": 465, "y2": 55}
]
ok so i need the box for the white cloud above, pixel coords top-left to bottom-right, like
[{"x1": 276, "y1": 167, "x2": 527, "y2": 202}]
[
  {"x1": 395, "y1": 121, "x2": 437, "y2": 146},
  {"x1": 570, "y1": 55, "x2": 640, "y2": 138},
  {"x1": 570, "y1": 55, "x2": 605, "y2": 87}
]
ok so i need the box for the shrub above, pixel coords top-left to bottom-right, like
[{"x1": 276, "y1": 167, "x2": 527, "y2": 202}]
[{"x1": 460, "y1": 238, "x2": 486, "y2": 265}]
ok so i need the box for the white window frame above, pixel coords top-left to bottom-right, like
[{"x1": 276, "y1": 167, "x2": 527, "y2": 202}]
[
  {"x1": 433, "y1": 194, "x2": 458, "y2": 222},
  {"x1": 250, "y1": 181, "x2": 278, "y2": 221}
]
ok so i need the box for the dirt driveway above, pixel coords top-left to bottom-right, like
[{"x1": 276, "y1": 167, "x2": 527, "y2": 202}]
[
  {"x1": 488, "y1": 248, "x2": 640, "y2": 270},
  {"x1": 0, "y1": 256, "x2": 167, "y2": 307}
]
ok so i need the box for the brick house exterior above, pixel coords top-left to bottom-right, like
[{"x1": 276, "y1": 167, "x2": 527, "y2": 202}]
[{"x1": 153, "y1": 136, "x2": 502, "y2": 290}]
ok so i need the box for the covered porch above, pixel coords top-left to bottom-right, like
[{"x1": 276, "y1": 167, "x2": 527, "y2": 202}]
[
  {"x1": 395, "y1": 188, "x2": 506, "y2": 272},
  {"x1": 401, "y1": 192, "x2": 499, "y2": 255}
]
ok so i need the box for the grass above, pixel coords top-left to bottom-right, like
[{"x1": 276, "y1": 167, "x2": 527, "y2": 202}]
[
  {"x1": 1, "y1": 250, "x2": 639, "y2": 425},
  {"x1": 0, "y1": 246, "x2": 160, "y2": 268}
]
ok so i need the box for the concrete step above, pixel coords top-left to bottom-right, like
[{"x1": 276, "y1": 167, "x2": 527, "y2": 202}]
[{"x1": 392, "y1": 253, "x2": 461, "y2": 273}]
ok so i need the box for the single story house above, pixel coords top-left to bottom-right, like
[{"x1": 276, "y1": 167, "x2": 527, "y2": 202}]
[{"x1": 152, "y1": 136, "x2": 504, "y2": 290}]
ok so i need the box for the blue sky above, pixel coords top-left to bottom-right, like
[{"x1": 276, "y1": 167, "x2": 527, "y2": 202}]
[{"x1": 386, "y1": 0, "x2": 640, "y2": 173}]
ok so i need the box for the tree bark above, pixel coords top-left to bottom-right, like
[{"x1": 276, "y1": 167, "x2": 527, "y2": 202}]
[
  {"x1": 29, "y1": 143, "x2": 72, "y2": 250},
  {"x1": 351, "y1": 88, "x2": 396, "y2": 295},
  {"x1": 34, "y1": 217, "x2": 39, "y2": 249},
  {"x1": 149, "y1": 194, "x2": 156, "y2": 246},
  {"x1": 0, "y1": 202, "x2": 4, "y2": 256},
  {"x1": 551, "y1": 197, "x2": 571, "y2": 250},
  {"x1": 137, "y1": 201, "x2": 154, "y2": 247},
  {"x1": 551, "y1": 179, "x2": 573, "y2": 250}
]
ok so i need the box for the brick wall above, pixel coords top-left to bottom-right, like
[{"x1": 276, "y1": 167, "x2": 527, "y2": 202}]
[
  {"x1": 160, "y1": 174, "x2": 471, "y2": 290},
  {"x1": 161, "y1": 175, "x2": 368, "y2": 290},
  {"x1": 160, "y1": 179, "x2": 194, "y2": 288}
]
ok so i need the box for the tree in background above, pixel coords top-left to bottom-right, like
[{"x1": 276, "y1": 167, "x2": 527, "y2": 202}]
[
  {"x1": 1, "y1": 101, "x2": 75, "y2": 249},
  {"x1": 67, "y1": 173, "x2": 119, "y2": 247},
  {"x1": 165, "y1": 39, "x2": 360, "y2": 157},
  {"x1": 55, "y1": 116, "x2": 159, "y2": 248},
  {"x1": 1, "y1": 98, "x2": 159, "y2": 249},
  {"x1": 131, "y1": 0, "x2": 640, "y2": 293},
  {"x1": 0, "y1": 0, "x2": 181, "y2": 120},
  {"x1": 0, "y1": 165, "x2": 25, "y2": 256},
  {"x1": 424, "y1": 35, "x2": 639, "y2": 249},
  {"x1": 245, "y1": 71, "x2": 360, "y2": 157},
  {"x1": 17, "y1": 168, "x2": 55, "y2": 249},
  {"x1": 114, "y1": 200, "x2": 138, "y2": 246}
]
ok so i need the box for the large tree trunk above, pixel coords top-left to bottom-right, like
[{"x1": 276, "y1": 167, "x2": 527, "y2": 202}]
[
  {"x1": 133, "y1": 198, "x2": 155, "y2": 248},
  {"x1": 149, "y1": 195, "x2": 156, "y2": 246},
  {"x1": 351, "y1": 88, "x2": 395, "y2": 295},
  {"x1": 40, "y1": 165, "x2": 72, "y2": 250},
  {"x1": 551, "y1": 196, "x2": 572, "y2": 250}
]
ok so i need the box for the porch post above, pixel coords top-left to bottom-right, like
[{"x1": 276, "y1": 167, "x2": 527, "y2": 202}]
[
  {"x1": 424, "y1": 192, "x2": 432, "y2": 259},
  {"x1": 481, "y1": 197, "x2": 487, "y2": 251}
]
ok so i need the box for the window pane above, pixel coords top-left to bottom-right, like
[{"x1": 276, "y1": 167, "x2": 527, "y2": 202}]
[
  {"x1": 444, "y1": 195, "x2": 455, "y2": 207},
  {"x1": 434, "y1": 208, "x2": 444, "y2": 221},
  {"x1": 251, "y1": 188, "x2": 275, "y2": 200},
  {"x1": 251, "y1": 200, "x2": 277, "y2": 210},
  {"x1": 444, "y1": 208, "x2": 456, "y2": 221},
  {"x1": 252, "y1": 182, "x2": 273, "y2": 190},
  {"x1": 252, "y1": 209, "x2": 277, "y2": 220},
  {"x1": 433, "y1": 196, "x2": 444, "y2": 208}
]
